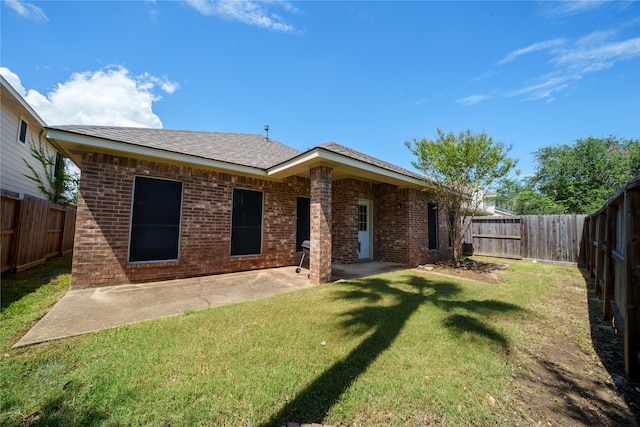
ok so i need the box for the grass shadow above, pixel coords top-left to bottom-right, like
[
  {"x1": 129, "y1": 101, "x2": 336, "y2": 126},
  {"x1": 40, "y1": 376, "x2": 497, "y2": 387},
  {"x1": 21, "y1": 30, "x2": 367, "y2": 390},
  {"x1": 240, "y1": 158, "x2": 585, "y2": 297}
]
[
  {"x1": 0, "y1": 377, "x2": 119, "y2": 427},
  {"x1": 260, "y1": 272, "x2": 522, "y2": 426},
  {"x1": 0, "y1": 255, "x2": 72, "y2": 310}
]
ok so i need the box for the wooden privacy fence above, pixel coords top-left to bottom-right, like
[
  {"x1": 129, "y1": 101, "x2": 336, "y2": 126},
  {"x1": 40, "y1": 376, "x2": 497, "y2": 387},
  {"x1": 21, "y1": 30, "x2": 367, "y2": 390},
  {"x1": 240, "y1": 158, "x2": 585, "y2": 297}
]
[
  {"x1": 1, "y1": 192, "x2": 76, "y2": 274},
  {"x1": 584, "y1": 175, "x2": 640, "y2": 382},
  {"x1": 462, "y1": 215, "x2": 586, "y2": 265}
]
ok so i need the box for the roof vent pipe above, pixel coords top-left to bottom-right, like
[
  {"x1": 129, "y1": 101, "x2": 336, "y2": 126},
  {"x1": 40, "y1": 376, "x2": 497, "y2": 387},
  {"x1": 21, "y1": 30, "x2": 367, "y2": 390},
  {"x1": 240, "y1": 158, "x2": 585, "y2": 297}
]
[{"x1": 264, "y1": 125, "x2": 269, "y2": 141}]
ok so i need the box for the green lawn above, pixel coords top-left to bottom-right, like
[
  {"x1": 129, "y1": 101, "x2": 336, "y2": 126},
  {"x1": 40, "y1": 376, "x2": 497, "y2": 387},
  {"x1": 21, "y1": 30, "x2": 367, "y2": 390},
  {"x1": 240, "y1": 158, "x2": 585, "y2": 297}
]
[{"x1": 1, "y1": 256, "x2": 584, "y2": 426}]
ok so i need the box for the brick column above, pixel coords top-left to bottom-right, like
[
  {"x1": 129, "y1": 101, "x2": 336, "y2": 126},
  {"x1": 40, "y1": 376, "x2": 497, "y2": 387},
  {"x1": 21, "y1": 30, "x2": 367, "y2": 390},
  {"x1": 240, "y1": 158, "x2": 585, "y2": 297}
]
[{"x1": 310, "y1": 165, "x2": 332, "y2": 284}]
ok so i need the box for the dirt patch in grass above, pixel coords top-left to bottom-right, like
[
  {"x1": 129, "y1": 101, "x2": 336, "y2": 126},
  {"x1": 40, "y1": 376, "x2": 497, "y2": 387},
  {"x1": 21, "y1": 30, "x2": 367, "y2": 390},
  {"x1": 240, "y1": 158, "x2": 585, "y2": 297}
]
[
  {"x1": 414, "y1": 258, "x2": 509, "y2": 284},
  {"x1": 416, "y1": 259, "x2": 639, "y2": 426}
]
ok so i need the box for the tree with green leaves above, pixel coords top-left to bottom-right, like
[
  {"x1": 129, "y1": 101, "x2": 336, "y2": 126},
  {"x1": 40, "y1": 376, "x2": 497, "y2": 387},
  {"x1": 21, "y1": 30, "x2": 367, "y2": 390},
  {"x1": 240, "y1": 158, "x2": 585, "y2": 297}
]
[
  {"x1": 406, "y1": 129, "x2": 517, "y2": 267},
  {"x1": 496, "y1": 136, "x2": 639, "y2": 215},
  {"x1": 23, "y1": 132, "x2": 78, "y2": 206},
  {"x1": 495, "y1": 174, "x2": 565, "y2": 215},
  {"x1": 532, "y1": 136, "x2": 639, "y2": 214}
]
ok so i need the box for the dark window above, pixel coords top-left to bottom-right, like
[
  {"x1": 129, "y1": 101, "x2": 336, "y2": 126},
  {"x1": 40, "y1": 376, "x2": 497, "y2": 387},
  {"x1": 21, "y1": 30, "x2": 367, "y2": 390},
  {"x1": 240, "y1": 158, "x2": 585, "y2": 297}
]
[
  {"x1": 428, "y1": 202, "x2": 438, "y2": 250},
  {"x1": 18, "y1": 119, "x2": 28, "y2": 143},
  {"x1": 54, "y1": 152, "x2": 62, "y2": 178},
  {"x1": 448, "y1": 210, "x2": 455, "y2": 248},
  {"x1": 129, "y1": 176, "x2": 183, "y2": 263},
  {"x1": 296, "y1": 197, "x2": 310, "y2": 252},
  {"x1": 358, "y1": 204, "x2": 368, "y2": 231},
  {"x1": 231, "y1": 189, "x2": 263, "y2": 256}
]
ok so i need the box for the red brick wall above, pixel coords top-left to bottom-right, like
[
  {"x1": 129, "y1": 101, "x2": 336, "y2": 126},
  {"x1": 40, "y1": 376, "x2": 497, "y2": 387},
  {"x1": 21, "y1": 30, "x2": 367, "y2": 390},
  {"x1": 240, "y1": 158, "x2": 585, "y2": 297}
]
[
  {"x1": 309, "y1": 166, "x2": 332, "y2": 284},
  {"x1": 406, "y1": 189, "x2": 452, "y2": 266},
  {"x1": 72, "y1": 153, "x2": 310, "y2": 287},
  {"x1": 374, "y1": 184, "x2": 409, "y2": 264},
  {"x1": 329, "y1": 178, "x2": 452, "y2": 267},
  {"x1": 72, "y1": 152, "x2": 452, "y2": 287},
  {"x1": 331, "y1": 178, "x2": 376, "y2": 263}
]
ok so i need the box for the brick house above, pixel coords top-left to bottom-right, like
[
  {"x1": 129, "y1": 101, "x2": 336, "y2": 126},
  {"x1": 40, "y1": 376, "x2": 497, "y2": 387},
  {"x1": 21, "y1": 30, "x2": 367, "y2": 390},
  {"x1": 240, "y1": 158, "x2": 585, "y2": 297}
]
[{"x1": 47, "y1": 126, "x2": 452, "y2": 288}]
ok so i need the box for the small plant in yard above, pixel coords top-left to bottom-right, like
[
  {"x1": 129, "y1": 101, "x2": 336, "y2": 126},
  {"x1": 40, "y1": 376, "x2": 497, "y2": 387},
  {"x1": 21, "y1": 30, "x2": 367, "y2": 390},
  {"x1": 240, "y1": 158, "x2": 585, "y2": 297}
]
[{"x1": 1, "y1": 257, "x2": 636, "y2": 426}]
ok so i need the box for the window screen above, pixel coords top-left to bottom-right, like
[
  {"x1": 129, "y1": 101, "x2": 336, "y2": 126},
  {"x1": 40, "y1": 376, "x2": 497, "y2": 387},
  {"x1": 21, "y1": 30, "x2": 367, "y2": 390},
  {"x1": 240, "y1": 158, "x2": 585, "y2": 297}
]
[
  {"x1": 18, "y1": 119, "x2": 28, "y2": 143},
  {"x1": 296, "y1": 197, "x2": 310, "y2": 252},
  {"x1": 231, "y1": 189, "x2": 263, "y2": 256},
  {"x1": 54, "y1": 152, "x2": 62, "y2": 178},
  {"x1": 129, "y1": 176, "x2": 183, "y2": 263},
  {"x1": 448, "y1": 210, "x2": 455, "y2": 248},
  {"x1": 428, "y1": 202, "x2": 438, "y2": 250}
]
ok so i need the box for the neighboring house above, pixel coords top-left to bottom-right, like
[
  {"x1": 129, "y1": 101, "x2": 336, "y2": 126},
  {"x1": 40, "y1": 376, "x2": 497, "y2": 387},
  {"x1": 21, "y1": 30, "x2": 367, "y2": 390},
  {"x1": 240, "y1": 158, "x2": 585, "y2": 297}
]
[
  {"x1": 0, "y1": 75, "x2": 61, "y2": 199},
  {"x1": 471, "y1": 190, "x2": 512, "y2": 216},
  {"x1": 47, "y1": 125, "x2": 453, "y2": 287}
]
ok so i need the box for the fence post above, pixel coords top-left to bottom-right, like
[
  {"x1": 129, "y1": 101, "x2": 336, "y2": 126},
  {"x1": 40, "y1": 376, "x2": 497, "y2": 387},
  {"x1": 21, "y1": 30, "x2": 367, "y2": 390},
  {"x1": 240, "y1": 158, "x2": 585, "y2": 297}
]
[
  {"x1": 584, "y1": 217, "x2": 592, "y2": 274},
  {"x1": 625, "y1": 187, "x2": 640, "y2": 382},
  {"x1": 1, "y1": 193, "x2": 22, "y2": 273},
  {"x1": 57, "y1": 206, "x2": 66, "y2": 257},
  {"x1": 603, "y1": 205, "x2": 616, "y2": 320},
  {"x1": 595, "y1": 212, "x2": 606, "y2": 295},
  {"x1": 589, "y1": 217, "x2": 596, "y2": 277}
]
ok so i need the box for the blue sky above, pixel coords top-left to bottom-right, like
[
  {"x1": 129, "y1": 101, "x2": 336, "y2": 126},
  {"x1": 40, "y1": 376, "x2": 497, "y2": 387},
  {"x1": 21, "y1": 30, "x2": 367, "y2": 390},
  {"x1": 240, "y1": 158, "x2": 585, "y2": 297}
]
[{"x1": 2, "y1": 0, "x2": 639, "y2": 177}]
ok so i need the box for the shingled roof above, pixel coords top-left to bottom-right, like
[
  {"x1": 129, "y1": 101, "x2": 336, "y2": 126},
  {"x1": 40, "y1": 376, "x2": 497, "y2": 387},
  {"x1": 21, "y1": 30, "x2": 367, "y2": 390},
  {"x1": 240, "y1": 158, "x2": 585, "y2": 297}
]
[
  {"x1": 317, "y1": 142, "x2": 424, "y2": 181},
  {"x1": 48, "y1": 125, "x2": 428, "y2": 187},
  {"x1": 47, "y1": 125, "x2": 302, "y2": 170}
]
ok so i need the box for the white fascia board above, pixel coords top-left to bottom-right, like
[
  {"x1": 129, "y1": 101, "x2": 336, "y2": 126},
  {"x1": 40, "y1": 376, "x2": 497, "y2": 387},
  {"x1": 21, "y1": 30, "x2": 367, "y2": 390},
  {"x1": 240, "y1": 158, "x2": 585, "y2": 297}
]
[
  {"x1": 268, "y1": 147, "x2": 425, "y2": 187},
  {"x1": 46, "y1": 129, "x2": 268, "y2": 177},
  {"x1": 1, "y1": 75, "x2": 47, "y2": 127}
]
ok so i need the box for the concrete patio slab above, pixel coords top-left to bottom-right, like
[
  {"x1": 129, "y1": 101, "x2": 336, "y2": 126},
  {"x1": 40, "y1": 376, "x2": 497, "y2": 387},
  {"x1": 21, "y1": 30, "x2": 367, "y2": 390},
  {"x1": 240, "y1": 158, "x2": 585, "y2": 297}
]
[{"x1": 13, "y1": 261, "x2": 407, "y2": 348}]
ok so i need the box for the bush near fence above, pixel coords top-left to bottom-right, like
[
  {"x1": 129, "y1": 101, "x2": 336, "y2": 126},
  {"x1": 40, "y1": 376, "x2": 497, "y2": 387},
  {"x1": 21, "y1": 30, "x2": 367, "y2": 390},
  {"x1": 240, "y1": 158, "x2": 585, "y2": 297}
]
[{"x1": 1, "y1": 191, "x2": 76, "y2": 274}]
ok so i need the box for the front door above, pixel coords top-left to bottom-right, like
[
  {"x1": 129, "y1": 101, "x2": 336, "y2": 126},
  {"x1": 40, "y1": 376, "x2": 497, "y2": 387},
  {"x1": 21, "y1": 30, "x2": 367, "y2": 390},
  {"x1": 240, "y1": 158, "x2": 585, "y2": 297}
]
[{"x1": 358, "y1": 200, "x2": 371, "y2": 259}]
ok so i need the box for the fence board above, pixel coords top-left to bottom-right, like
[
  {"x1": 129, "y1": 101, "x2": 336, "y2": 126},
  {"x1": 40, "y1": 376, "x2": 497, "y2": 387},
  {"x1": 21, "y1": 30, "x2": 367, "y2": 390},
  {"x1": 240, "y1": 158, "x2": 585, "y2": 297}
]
[
  {"x1": 624, "y1": 186, "x2": 640, "y2": 381},
  {"x1": 61, "y1": 208, "x2": 76, "y2": 254},
  {"x1": 45, "y1": 206, "x2": 65, "y2": 259},
  {"x1": 585, "y1": 175, "x2": 640, "y2": 382},
  {"x1": 15, "y1": 195, "x2": 49, "y2": 271},
  {"x1": 1, "y1": 194, "x2": 21, "y2": 273},
  {"x1": 469, "y1": 217, "x2": 522, "y2": 259},
  {"x1": 463, "y1": 215, "x2": 584, "y2": 264},
  {"x1": 1, "y1": 193, "x2": 76, "y2": 274}
]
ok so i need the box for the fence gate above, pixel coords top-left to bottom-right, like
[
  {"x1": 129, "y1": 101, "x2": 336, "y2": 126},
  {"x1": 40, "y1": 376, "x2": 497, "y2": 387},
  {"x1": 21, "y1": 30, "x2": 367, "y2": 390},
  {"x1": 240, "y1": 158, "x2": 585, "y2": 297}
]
[{"x1": 468, "y1": 217, "x2": 522, "y2": 259}]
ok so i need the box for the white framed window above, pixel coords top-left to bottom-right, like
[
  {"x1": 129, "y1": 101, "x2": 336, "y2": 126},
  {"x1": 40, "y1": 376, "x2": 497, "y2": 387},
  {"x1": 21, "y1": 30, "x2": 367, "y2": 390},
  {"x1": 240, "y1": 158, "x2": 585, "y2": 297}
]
[{"x1": 17, "y1": 118, "x2": 28, "y2": 144}]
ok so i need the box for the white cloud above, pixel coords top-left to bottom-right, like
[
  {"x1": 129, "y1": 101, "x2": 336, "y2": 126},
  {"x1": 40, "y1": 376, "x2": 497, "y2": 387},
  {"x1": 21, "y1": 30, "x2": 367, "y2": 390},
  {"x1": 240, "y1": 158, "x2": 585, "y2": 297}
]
[
  {"x1": 505, "y1": 73, "x2": 577, "y2": 101},
  {"x1": 0, "y1": 67, "x2": 27, "y2": 96},
  {"x1": 4, "y1": 0, "x2": 48, "y2": 21},
  {"x1": 455, "y1": 94, "x2": 489, "y2": 106},
  {"x1": 468, "y1": 70, "x2": 501, "y2": 83},
  {"x1": 538, "y1": 0, "x2": 609, "y2": 18},
  {"x1": 460, "y1": 24, "x2": 640, "y2": 105},
  {"x1": 0, "y1": 66, "x2": 178, "y2": 128},
  {"x1": 497, "y1": 38, "x2": 566, "y2": 65},
  {"x1": 184, "y1": 0, "x2": 297, "y2": 33},
  {"x1": 554, "y1": 37, "x2": 640, "y2": 72}
]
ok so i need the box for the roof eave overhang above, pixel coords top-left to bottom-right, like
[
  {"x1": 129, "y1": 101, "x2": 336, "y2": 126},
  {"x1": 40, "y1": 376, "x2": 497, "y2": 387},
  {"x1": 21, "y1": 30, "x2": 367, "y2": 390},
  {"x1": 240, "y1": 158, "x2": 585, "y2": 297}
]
[
  {"x1": 45, "y1": 128, "x2": 268, "y2": 178},
  {"x1": 268, "y1": 147, "x2": 427, "y2": 189},
  {"x1": 1, "y1": 76, "x2": 47, "y2": 128},
  {"x1": 46, "y1": 128, "x2": 434, "y2": 190}
]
